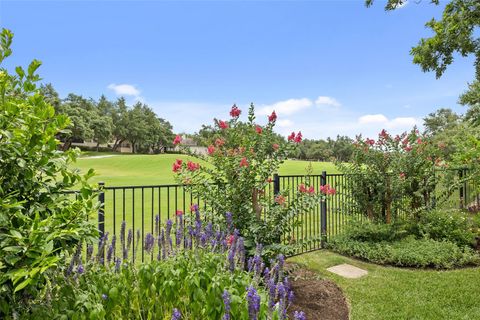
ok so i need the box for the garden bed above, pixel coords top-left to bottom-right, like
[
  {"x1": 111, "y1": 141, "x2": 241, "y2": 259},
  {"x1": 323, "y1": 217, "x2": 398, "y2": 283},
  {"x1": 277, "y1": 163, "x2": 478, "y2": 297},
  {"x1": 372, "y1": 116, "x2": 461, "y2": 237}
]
[{"x1": 287, "y1": 264, "x2": 349, "y2": 320}]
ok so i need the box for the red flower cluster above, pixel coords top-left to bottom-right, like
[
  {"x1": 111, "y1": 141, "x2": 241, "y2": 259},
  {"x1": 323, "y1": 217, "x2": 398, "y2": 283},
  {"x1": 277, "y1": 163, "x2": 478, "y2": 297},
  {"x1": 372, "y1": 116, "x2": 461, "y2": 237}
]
[
  {"x1": 319, "y1": 184, "x2": 336, "y2": 195},
  {"x1": 207, "y1": 145, "x2": 215, "y2": 155},
  {"x1": 275, "y1": 194, "x2": 286, "y2": 205},
  {"x1": 230, "y1": 104, "x2": 241, "y2": 117},
  {"x1": 172, "y1": 159, "x2": 183, "y2": 172},
  {"x1": 268, "y1": 111, "x2": 277, "y2": 122},
  {"x1": 187, "y1": 161, "x2": 200, "y2": 171},
  {"x1": 399, "y1": 172, "x2": 406, "y2": 179},
  {"x1": 379, "y1": 129, "x2": 388, "y2": 139},
  {"x1": 173, "y1": 135, "x2": 182, "y2": 145},
  {"x1": 176, "y1": 210, "x2": 183, "y2": 216},
  {"x1": 404, "y1": 145, "x2": 413, "y2": 152},
  {"x1": 239, "y1": 157, "x2": 249, "y2": 167},
  {"x1": 298, "y1": 184, "x2": 315, "y2": 194},
  {"x1": 272, "y1": 143, "x2": 279, "y2": 151},
  {"x1": 365, "y1": 138, "x2": 375, "y2": 146},
  {"x1": 288, "y1": 131, "x2": 302, "y2": 143},
  {"x1": 219, "y1": 120, "x2": 229, "y2": 129},
  {"x1": 227, "y1": 234, "x2": 235, "y2": 246},
  {"x1": 255, "y1": 125, "x2": 263, "y2": 134}
]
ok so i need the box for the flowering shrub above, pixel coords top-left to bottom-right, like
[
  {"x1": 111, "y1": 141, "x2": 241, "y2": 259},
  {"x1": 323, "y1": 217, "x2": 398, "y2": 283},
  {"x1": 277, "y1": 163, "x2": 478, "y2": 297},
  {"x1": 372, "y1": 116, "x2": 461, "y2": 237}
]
[
  {"x1": 172, "y1": 104, "x2": 327, "y2": 255},
  {"x1": 338, "y1": 128, "x2": 438, "y2": 222},
  {"x1": 28, "y1": 211, "x2": 302, "y2": 319}
]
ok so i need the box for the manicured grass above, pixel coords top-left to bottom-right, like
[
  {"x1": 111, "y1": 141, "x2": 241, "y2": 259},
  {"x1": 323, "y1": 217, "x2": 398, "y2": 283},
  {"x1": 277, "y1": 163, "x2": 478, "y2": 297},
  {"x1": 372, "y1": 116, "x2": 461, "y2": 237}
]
[
  {"x1": 289, "y1": 250, "x2": 480, "y2": 320},
  {"x1": 73, "y1": 153, "x2": 339, "y2": 186}
]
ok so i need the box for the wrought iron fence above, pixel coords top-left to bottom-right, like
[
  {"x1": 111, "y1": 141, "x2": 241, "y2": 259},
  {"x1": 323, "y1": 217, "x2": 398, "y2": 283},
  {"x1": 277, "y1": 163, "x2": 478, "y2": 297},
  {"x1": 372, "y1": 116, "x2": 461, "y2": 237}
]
[{"x1": 91, "y1": 168, "x2": 478, "y2": 260}]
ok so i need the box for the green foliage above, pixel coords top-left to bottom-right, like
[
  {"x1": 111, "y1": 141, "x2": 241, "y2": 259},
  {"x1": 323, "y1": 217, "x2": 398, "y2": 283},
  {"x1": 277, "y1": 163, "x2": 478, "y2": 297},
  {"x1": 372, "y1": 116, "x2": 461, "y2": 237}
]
[
  {"x1": 329, "y1": 210, "x2": 480, "y2": 269},
  {"x1": 415, "y1": 209, "x2": 477, "y2": 247},
  {"x1": 28, "y1": 251, "x2": 273, "y2": 320},
  {"x1": 0, "y1": 28, "x2": 98, "y2": 316},
  {"x1": 329, "y1": 236, "x2": 479, "y2": 269}
]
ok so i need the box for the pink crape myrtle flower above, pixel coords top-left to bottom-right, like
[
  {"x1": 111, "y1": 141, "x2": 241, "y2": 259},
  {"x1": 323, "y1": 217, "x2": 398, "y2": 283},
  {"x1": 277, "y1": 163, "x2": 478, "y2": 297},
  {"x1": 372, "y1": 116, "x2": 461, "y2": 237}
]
[
  {"x1": 230, "y1": 104, "x2": 241, "y2": 117},
  {"x1": 219, "y1": 120, "x2": 229, "y2": 129},
  {"x1": 173, "y1": 135, "x2": 182, "y2": 145},
  {"x1": 239, "y1": 157, "x2": 249, "y2": 167},
  {"x1": 268, "y1": 111, "x2": 277, "y2": 122}
]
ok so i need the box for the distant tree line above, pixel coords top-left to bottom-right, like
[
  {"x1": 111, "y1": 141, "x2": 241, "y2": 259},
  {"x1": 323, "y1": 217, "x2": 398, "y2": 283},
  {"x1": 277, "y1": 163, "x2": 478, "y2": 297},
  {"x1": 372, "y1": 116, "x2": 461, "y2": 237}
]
[
  {"x1": 191, "y1": 123, "x2": 356, "y2": 162},
  {"x1": 39, "y1": 84, "x2": 175, "y2": 153}
]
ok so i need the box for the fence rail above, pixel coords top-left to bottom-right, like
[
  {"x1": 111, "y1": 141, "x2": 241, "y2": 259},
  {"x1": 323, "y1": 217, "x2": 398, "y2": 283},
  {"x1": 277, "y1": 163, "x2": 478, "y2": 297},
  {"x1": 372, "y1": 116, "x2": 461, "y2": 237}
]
[{"x1": 92, "y1": 169, "x2": 478, "y2": 261}]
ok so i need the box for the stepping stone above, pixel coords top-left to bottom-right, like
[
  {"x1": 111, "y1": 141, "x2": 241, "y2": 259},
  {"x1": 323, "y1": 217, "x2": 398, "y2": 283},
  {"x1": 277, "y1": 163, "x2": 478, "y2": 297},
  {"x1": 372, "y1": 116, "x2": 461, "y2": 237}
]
[{"x1": 327, "y1": 264, "x2": 368, "y2": 279}]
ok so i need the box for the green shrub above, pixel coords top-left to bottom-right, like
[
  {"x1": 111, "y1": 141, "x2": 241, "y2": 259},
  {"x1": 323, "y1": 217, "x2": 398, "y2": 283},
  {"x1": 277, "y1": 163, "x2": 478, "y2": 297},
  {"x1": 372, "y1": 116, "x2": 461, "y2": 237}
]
[
  {"x1": 329, "y1": 236, "x2": 480, "y2": 269},
  {"x1": 415, "y1": 209, "x2": 476, "y2": 247},
  {"x1": 343, "y1": 219, "x2": 410, "y2": 242},
  {"x1": 0, "y1": 28, "x2": 98, "y2": 316}
]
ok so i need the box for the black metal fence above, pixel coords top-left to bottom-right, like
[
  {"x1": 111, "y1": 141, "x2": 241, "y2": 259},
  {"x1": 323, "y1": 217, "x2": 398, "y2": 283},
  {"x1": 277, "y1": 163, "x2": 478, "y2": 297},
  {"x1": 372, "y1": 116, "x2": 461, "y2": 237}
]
[{"x1": 94, "y1": 169, "x2": 478, "y2": 260}]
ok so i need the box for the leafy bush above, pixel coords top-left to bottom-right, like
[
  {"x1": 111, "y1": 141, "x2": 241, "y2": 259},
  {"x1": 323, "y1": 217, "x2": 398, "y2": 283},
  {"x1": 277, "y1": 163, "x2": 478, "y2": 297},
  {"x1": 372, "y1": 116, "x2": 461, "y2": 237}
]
[
  {"x1": 173, "y1": 105, "x2": 333, "y2": 255},
  {"x1": 415, "y1": 209, "x2": 476, "y2": 247},
  {"x1": 343, "y1": 219, "x2": 410, "y2": 242},
  {"x1": 27, "y1": 212, "x2": 301, "y2": 319},
  {"x1": 329, "y1": 236, "x2": 480, "y2": 269},
  {"x1": 0, "y1": 28, "x2": 98, "y2": 316}
]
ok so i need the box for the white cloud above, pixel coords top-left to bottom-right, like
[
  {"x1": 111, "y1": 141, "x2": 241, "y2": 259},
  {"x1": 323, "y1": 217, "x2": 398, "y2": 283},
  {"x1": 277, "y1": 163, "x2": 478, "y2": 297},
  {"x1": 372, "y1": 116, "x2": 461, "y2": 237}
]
[
  {"x1": 315, "y1": 96, "x2": 341, "y2": 108},
  {"x1": 358, "y1": 114, "x2": 419, "y2": 130},
  {"x1": 276, "y1": 119, "x2": 294, "y2": 127},
  {"x1": 258, "y1": 98, "x2": 313, "y2": 116},
  {"x1": 107, "y1": 83, "x2": 141, "y2": 97},
  {"x1": 358, "y1": 114, "x2": 389, "y2": 124}
]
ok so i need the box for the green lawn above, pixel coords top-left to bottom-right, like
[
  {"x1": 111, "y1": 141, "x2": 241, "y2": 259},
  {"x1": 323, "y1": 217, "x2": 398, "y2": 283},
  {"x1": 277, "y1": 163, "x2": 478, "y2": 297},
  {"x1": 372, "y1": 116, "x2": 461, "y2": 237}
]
[
  {"x1": 73, "y1": 152, "x2": 339, "y2": 186},
  {"x1": 289, "y1": 250, "x2": 480, "y2": 320}
]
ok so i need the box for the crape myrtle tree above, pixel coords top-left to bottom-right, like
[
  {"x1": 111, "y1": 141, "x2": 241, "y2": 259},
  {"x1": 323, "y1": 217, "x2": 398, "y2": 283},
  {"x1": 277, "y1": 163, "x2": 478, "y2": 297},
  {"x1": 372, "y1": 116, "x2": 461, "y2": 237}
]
[
  {"x1": 0, "y1": 28, "x2": 99, "y2": 316},
  {"x1": 338, "y1": 128, "x2": 438, "y2": 223},
  {"x1": 172, "y1": 104, "x2": 336, "y2": 256}
]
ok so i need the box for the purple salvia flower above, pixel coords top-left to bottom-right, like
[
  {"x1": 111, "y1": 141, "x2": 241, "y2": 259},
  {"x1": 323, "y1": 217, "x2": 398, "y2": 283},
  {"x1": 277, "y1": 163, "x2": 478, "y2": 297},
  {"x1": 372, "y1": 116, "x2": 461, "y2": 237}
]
[
  {"x1": 171, "y1": 308, "x2": 181, "y2": 320},
  {"x1": 120, "y1": 221, "x2": 126, "y2": 254},
  {"x1": 293, "y1": 311, "x2": 306, "y2": 320},
  {"x1": 144, "y1": 233, "x2": 155, "y2": 253},
  {"x1": 263, "y1": 267, "x2": 270, "y2": 283},
  {"x1": 66, "y1": 243, "x2": 83, "y2": 276},
  {"x1": 107, "y1": 244, "x2": 114, "y2": 264},
  {"x1": 126, "y1": 229, "x2": 133, "y2": 259},
  {"x1": 166, "y1": 220, "x2": 173, "y2": 253},
  {"x1": 160, "y1": 229, "x2": 166, "y2": 259},
  {"x1": 86, "y1": 244, "x2": 93, "y2": 262},
  {"x1": 155, "y1": 215, "x2": 160, "y2": 236},
  {"x1": 205, "y1": 222, "x2": 213, "y2": 241},
  {"x1": 96, "y1": 232, "x2": 108, "y2": 264},
  {"x1": 157, "y1": 235, "x2": 162, "y2": 261},
  {"x1": 115, "y1": 257, "x2": 121, "y2": 272},
  {"x1": 288, "y1": 290, "x2": 295, "y2": 304},
  {"x1": 176, "y1": 214, "x2": 183, "y2": 248},
  {"x1": 247, "y1": 257, "x2": 254, "y2": 272},
  {"x1": 200, "y1": 232, "x2": 208, "y2": 247},
  {"x1": 222, "y1": 290, "x2": 231, "y2": 320},
  {"x1": 228, "y1": 247, "x2": 236, "y2": 272},
  {"x1": 277, "y1": 282, "x2": 287, "y2": 320},
  {"x1": 253, "y1": 255, "x2": 263, "y2": 278},
  {"x1": 225, "y1": 212, "x2": 233, "y2": 232},
  {"x1": 278, "y1": 254, "x2": 285, "y2": 281},
  {"x1": 267, "y1": 278, "x2": 276, "y2": 311},
  {"x1": 135, "y1": 229, "x2": 141, "y2": 258},
  {"x1": 77, "y1": 263, "x2": 84, "y2": 275},
  {"x1": 246, "y1": 285, "x2": 261, "y2": 320},
  {"x1": 195, "y1": 220, "x2": 202, "y2": 242},
  {"x1": 236, "y1": 237, "x2": 245, "y2": 269}
]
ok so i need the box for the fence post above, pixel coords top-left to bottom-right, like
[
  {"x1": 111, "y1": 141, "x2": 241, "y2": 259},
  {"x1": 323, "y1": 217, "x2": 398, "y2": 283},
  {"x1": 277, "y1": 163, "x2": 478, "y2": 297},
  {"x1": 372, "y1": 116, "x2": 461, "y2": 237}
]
[
  {"x1": 320, "y1": 171, "x2": 327, "y2": 248},
  {"x1": 273, "y1": 173, "x2": 280, "y2": 195},
  {"x1": 98, "y1": 182, "x2": 105, "y2": 239},
  {"x1": 459, "y1": 169, "x2": 464, "y2": 209}
]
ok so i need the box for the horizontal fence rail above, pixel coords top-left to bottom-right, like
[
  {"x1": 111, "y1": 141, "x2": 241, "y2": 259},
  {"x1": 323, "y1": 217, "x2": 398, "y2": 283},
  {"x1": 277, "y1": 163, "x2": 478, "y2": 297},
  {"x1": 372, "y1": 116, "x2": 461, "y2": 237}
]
[{"x1": 89, "y1": 169, "x2": 478, "y2": 261}]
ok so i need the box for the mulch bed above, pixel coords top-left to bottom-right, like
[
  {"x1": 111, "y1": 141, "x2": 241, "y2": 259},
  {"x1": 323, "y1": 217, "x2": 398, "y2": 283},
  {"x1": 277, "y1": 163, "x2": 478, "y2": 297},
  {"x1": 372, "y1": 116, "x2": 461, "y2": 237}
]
[{"x1": 286, "y1": 264, "x2": 349, "y2": 320}]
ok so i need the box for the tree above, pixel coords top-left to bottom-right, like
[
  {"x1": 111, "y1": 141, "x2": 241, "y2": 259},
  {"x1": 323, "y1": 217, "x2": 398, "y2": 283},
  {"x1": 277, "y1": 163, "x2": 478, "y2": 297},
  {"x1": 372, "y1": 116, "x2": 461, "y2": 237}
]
[
  {"x1": 366, "y1": 0, "x2": 480, "y2": 113},
  {"x1": 423, "y1": 108, "x2": 461, "y2": 136},
  {"x1": 459, "y1": 81, "x2": 480, "y2": 126}
]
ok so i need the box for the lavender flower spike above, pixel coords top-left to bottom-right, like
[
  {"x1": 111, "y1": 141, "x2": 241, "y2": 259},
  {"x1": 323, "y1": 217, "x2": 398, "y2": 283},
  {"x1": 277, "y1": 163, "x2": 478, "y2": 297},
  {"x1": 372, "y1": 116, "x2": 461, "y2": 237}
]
[
  {"x1": 171, "y1": 308, "x2": 182, "y2": 320},
  {"x1": 222, "y1": 290, "x2": 231, "y2": 320},
  {"x1": 246, "y1": 285, "x2": 261, "y2": 320}
]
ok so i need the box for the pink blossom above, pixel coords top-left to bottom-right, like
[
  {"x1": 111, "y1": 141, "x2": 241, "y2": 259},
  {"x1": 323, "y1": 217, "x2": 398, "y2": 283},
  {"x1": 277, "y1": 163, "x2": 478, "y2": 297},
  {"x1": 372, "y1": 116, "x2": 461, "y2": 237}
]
[
  {"x1": 219, "y1": 120, "x2": 229, "y2": 129},
  {"x1": 176, "y1": 210, "x2": 183, "y2": 216},
  {"x1": 255, "y1": 125, "x2": 263, "y2": 134},
  {"x1": 186, "y1": 161, "x2": 200, "y2": 171},
  {"x1": 294, "y1": 132, "x2": 302, "y2": 143},
  {"x1": 365, "y1": 138, "x2": 375, "y2": 146},
  {"x1": 288, "y1": 132, "x2": 296, "y2": 141},
  {"x1": 268, "y1": 111, "x2": 277, "y2": 122},
  {"x1": 239, "y1": 157, "x2": 249, "y2": 167},
  {"x1": 230, "y1": 104, "x2": 241, "y2": 117},
  {"x1": 207, "y1": 145, "x2": 215, "y2": 155},
  {"x1": 215, "y1": 138, "x2": 225, "y2": 147},
  {"x1": 275, "y1": 195, "x2": 286, "y2": 205},
  {"x1": 173, "y1": 135, "x2": 182, "y2": 145},
  {"x1": 172, "y1": 159, "x2": 183, "y2": 172},
  {"x1": 272, "y1": 143, "x2": 279, "y2": 151}
]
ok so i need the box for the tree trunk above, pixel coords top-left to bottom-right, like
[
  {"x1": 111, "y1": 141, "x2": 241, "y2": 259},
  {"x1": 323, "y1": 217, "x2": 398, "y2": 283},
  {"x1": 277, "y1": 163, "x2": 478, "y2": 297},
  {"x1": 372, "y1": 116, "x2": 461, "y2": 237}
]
[
  {"x1": 252, "y1": 189, "x2": 262, "y2": 220},
  {"x1": 367, "y1": 204, "x2": 374, "y2": 220},
  {"x1": 96, "y1": 142, "x2": 100, "y2": 152}
]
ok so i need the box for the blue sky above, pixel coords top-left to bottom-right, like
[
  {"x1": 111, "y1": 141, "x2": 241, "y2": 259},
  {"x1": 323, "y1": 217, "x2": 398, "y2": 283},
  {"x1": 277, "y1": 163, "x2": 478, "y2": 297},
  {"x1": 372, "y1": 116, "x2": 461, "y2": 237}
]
[{"x1": 0, "y1": 0, "x2": 476, "y2": 139}]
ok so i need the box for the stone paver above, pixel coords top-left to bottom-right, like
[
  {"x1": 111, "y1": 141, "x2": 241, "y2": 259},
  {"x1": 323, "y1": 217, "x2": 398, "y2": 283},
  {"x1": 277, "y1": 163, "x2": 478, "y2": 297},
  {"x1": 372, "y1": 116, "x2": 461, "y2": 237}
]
[{"x1": 326, "y1": 263, "x2": 368, "y2": 279}]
